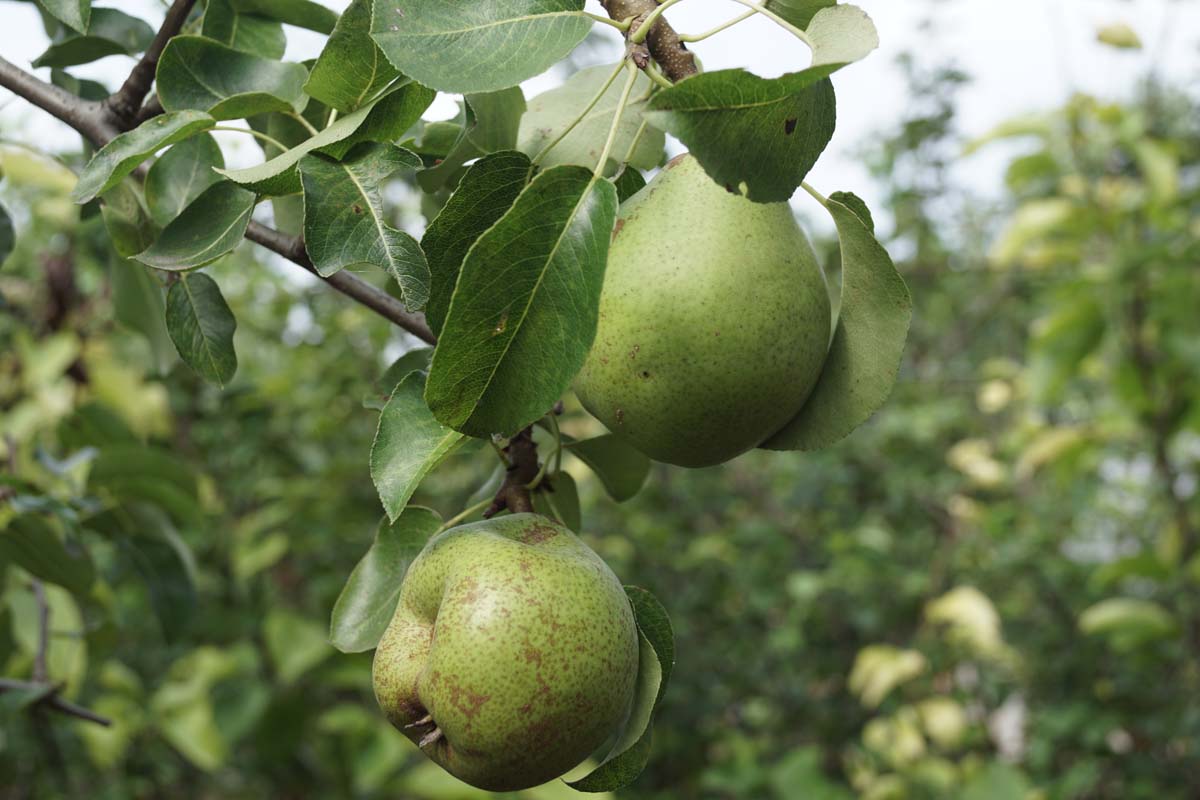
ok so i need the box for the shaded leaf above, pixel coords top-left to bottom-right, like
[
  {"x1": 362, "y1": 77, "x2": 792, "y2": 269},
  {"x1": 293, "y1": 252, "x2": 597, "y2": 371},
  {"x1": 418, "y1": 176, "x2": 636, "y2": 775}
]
[
  {"x1": 165, "y1": 272, "x2": 238, "y2": 386},
  {"x1": 201, "y1": 0, "x2": 286, "y2": 59},
  {"x1": 0, "y1": 202, "x2": 15, "y2": 266},
  {"x1": 157, "y1": 36, "x2": 308, "y2": 120},
  {"x1": 519, "y1": 64, "x2": 663, "y2": 172},
  {"x1": 612, "y1": 166, "x2": 646, "y2": 203},
  {"x1": 371, "y1": 372, "x2": 466, "y2": 522},
  {"x1": 111, "y1": 258, "x2": 175, "y2": 375},
  {"x1": 425, "y1": 166, "x2": 617, "y2": 437},
  {"x1": 0, "y1": 514, "x2": 94, "y2": 596},
  {"x1": 565, "y1": 434, "x2": 650, "y2": 502},
  {"x1": 264, "y1": 610, "x2": 331, "y2": 682},
  {"x1": 304, "y1": 0, "x2": 399, "y2": 113},
  {"x1": 765, "y1": 0, "x2": 834, "y2": 29},
  {"x1": 329, "y1": 507, "x2": 441, "y2": 653},
  {"x1": 36, "y1": 0, "x2": 91, "y2": 34},
  {"x1": 464, "y1": 87, "x2": 527, "y2": 153},
  {"x1": 365, "y1": 347, "x2": 434, "y2": 410},
  {"x1": 231, "y1": 0, "x2": 338, "y2": 33},
  {"x1": 136, "y1": 182, "x2": 255, "y2": 271},
  {"x1": 532, "y1": 471, "x2": 581, "y2": 531},
  {"x1": 145, "y1": 134, "x2": 226, "y2": 227},
  {"x1": 33, "y1": 7, "x2": 153, "y2": 69},
  {"x1": 71, "y1": 110, "x2": 215, "y2": 204},
  {"x1": 421, "y1": 150, "x2": 533, "y2": 335},
  {"x1": 764, "y1": 192, "x2": 911, "y2": 450},
  {"x1": 371, "y1": 0, "x2": 591, "y2": 93},
  {"x1": 645, "y1": 67, "x2": 837, "y2": 203},
  {"x1": 100, "y1": 181, "x2": 158, "y2": 257},
  {"x1": 298, "y1": 144, "x2": 429, "y2": 307}
]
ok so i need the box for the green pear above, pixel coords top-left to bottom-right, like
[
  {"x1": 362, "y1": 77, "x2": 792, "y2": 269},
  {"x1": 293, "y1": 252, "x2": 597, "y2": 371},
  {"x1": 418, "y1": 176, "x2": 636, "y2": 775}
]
[
  {"x1": 576, "y1": 153, "x2": 832, "y2": 467},
  {"x1": 373, "y1": 513, "x2": 639, "y2": 792}
]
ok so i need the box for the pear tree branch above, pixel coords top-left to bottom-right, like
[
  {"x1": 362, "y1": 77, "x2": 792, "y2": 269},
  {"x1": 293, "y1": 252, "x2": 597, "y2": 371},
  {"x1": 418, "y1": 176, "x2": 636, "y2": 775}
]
[
  {"x1": 601, "y1": 0, "x2": 699, "y2": 82},
  {"x1": 0, "y1": 55, "x2": 436, "y2": 343},
  {"x1": 105, "y1": 0, "x2": 198, "y2": 125}
]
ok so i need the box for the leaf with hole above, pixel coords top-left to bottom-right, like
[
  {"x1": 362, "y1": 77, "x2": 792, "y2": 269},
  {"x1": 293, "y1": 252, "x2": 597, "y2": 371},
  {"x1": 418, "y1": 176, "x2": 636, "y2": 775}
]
[
  {"x1": 371, "y1": 0, "x2": 591, "y2": 93},
  {"x1": 71, "y1": 110, "x2": 215, "y2": 204},
  {"x1": 165, "y1": 272, "x2": 238, "y2": 387},
  {"x1": 425, "y1": 166, "x2": 617, "y2": 437},
  {"x1": 329, "y1": 507, "x2": 441, "y2": 653},
  {"x1": 157, "y1": 36, "x2": 308, "y2": 121},
  {"x1": 763, "y1": 191, "x2": 911, "y2": 450},
  {"x1": 298, "y1": 144, "x2": 428, "y2": 308},
  {"x1": 421, "y1": 150, "x2": 533, "y2": 335},
  {"x1": 371, "y1": 372, "x2": 466, "y2": 523},
  {"x1": 645, "y1": 67, "x2": 838, "y2": 202}
]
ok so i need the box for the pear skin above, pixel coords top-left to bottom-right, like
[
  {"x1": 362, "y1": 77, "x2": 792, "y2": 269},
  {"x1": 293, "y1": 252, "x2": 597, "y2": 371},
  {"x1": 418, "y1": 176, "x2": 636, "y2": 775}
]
[
  {"x1": 373, "y1": 514, "x2": 639, "y2": 791},
  {"x1": 577, "y1": 153, "x2": 831, "y2": 467}
]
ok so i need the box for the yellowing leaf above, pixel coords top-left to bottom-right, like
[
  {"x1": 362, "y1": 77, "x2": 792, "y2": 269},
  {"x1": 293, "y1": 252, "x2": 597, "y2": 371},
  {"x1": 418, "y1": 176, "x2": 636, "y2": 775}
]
[{"x1": 848, "y1": 645, "x2": 926, "y2": 707}]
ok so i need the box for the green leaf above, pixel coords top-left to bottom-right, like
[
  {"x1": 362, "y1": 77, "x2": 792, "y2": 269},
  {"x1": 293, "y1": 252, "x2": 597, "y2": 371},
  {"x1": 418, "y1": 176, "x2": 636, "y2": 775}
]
[
  {"x1": 0, "y1": 202, "x2": 16, "y2": 266},
  {"x1": 1097, "y1": 22, "x2": 1142, "y2": 50},
  {"x1": 806, "y1": 5, "x2": 879, "y2": 67},
  {"x1": 425, "y1": 166, "x2": 617, "y2": 437},
  {"x1": 645, "y1": 67, "x2": 837, "y2": 203},
  {"x1": 35, "y1": 0, "x2": 91, "y2": 34},
  {"x1": 366, "y1": 347, "x2": 434, "y2": 410},
  {"x1": 100, "y1": 181, "x2": 159, "y2": 258},
  {"x1": 32, "y1": 8, "x2": 153, "y2": 68},
  {"x1": 519, "y1": 64, "x2": 664, "y2": 172},
  {"x1": 218, "y1": 81, "x2": 434, "y2": 196},
  {"x1": 111, "y1": 259, "x2": 175, "y2": 375},
  {"x1": 568, "y1": 586, "x2": 674, "y2": 792},
  {"x1": 612, "y1": 166, "x2": 646, "y2": 203},
  {"x1": 329, "y1": 507, "x2": 441, "y2": 653},
  {"x1": 145, "y1": 134, "x2": 226, "y2": 227},
  {"x1": 304, "y1": 0, "x2": 399, "y2": 113},
  {"x1": 414, "y1": 101, "x2": 484, "y2": 193},
  {"x1": 71, "y1": 110, "x2": 215, "y2": 203},
  {"x1": 264, "y1": 610, "x2": 331, "y2": 683},
  {"x1": 298, "y1": 144, "x2": 429, "y2": 307},
  {"x1": 532, "y1": 471, "x2": 581, "y2": 531},
  {"x1": 50, "y1": 67, "x2": 109, "y2": 101},
  {"x1": 371, "y1": 372, "x2": 466, "y2": 522},
  {"x1": 371, "y1": 0, "x2": 591, "y2": 93},
  {"x1": 136, "y1": 182, "x2": 256, "y2": 271},
  {"x1": 565, "y1": 434, "x2": 650, "y2": 502},
  {"x1": 165, "y1": 272, "x2": 238, "y2": 387},
  {"x1": 231, "y1": 0, "x2": 338, "y2": 33},
  {"x1": 421, "y1": 150, "x2": 533, "y2": 335},
  {"x1": 764, "y1": 192, "x2": 911, "y2": 450},
  {"x1": 464, "y1": 87, "x2": 527, "y2": 153},
  {"x1": 0, "y1": 514, "x2": 94, "y2": 596},
  {"x1": 1079, "y1": 598, "x2": 1177, "y2": 647},
  {"x1": 201, "y1": 0, "x2": 286, "y2": 59},
  {"x1": 156, "y1": 36, "x2": 308, "y2": 120},
  {"x1": 765, "y1": 0, "x2": 834, "y2": 29}
]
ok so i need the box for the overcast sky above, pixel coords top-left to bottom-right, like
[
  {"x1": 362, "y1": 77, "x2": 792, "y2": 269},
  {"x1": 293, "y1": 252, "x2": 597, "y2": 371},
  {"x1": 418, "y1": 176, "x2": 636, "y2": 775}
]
[{"x1": 1, "y1": 0, "x2": 1196, "y2": 223}]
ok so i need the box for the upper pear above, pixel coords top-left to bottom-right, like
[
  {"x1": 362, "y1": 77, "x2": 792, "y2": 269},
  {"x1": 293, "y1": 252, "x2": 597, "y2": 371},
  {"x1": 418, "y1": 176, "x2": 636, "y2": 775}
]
[{"x1": 576, "y1": 153, "x2": 832, "y2": 467}]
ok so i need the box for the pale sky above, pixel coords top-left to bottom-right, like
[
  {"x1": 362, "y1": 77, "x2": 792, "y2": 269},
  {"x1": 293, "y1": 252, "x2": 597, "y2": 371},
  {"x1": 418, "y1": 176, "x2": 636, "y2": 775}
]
[{"x1": 1, "y1": 0, "x2": 1196, "y2": 227}]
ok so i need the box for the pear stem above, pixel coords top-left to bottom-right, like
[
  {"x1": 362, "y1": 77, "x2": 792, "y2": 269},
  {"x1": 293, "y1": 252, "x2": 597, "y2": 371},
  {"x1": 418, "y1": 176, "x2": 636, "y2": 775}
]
[
  {"x1": 418, "y1": 726, "x2": 444, "y2": 748},
  {"x1": 484, "y1": 428, "x2": 540, "y2": 517}
]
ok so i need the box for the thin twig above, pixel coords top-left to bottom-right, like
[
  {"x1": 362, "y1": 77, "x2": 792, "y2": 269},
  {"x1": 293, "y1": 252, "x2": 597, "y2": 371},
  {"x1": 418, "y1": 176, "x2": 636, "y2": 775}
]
[
  {"x1": 0, "y1": 56, "x2": 117, "y2": 146},
  {"x1": 485, "y1": 428, "x2": 540, "y2": 517},
  {"x1": 106, "y1": 0, "x2": 198, "y2": 125},
  {"x1": 31, "y1": 580, "x2": 49, "y2": 684},
  {"x1": 0, "y1": 679, "x2": 113, "y2": 727}
]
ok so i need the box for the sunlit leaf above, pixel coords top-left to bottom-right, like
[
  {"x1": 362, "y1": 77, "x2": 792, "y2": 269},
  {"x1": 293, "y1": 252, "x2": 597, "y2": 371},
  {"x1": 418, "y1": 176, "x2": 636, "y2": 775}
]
[
  {"x1": 33, "y1": 8, "x2": 153, "y2": 69},
  {"x1": 157, "y1": 36, "x2": 308, "y2": 120},
  {"x1": 304, "y1": 0, "x2": 399, "y2": 113}
]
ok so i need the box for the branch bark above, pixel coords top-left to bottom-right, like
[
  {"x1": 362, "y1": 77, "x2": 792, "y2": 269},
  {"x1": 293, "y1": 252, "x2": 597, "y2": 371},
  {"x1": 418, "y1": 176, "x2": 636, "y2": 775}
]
[
  {"x1": 106, "y1": 0, "x2": 198, "y2": 126},
  {"x1": 484, "y1": 428, "x2": 540, "y2": 517},
  {"x1": 601, "y1": 0, "x2": 698, "y2": 82},
  {"x1": 0, "y1": 52, "x2": 437, "y2": 342},
  {"x1": 0, "y1": 679, "x2": 113, "y2": 727}
]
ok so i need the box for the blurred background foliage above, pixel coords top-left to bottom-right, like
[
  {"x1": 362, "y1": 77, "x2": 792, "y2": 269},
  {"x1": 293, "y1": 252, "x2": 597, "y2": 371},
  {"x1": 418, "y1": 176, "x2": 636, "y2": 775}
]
[{"x1": 2, "y1": 37, "x2": 1199, "y2": 800}]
